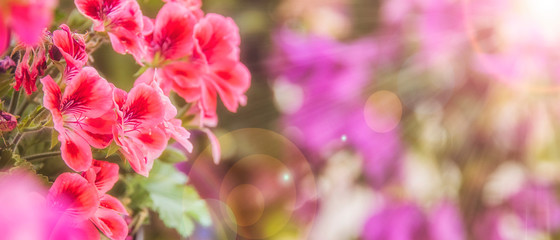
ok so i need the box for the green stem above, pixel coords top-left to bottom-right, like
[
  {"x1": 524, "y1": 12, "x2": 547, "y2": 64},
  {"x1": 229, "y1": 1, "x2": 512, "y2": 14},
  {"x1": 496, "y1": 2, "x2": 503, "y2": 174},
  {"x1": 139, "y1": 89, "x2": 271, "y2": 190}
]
[
  {"x1": 16, "y1": 92, "x2": 39, "y2": 116},
  {"x1": 8, "y1": 90, "x2": 20, "y2": 114},
  {"x1": 24, "y1": 151, "x2": 61, "y2": 162},
  {"x1": 22, "y1": 125, "x2": 46, "y2": 132},
  {"x1": 10, "y1": 132, "x2": 23, "y2": 151}
]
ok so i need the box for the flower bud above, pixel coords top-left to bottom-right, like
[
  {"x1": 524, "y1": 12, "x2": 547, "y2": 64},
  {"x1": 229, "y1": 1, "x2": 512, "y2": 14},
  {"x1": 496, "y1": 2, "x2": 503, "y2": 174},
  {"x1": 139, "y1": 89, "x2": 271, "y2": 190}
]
[
  {"x1": 0, "y1": 56, "x2": 15, "y2": 73},
  {"x1": 48, "y1": 45, "x2": 62, "y2": 61},
  {"x1": 0, "y1": 111, "x2": 17, "y2": 132}
]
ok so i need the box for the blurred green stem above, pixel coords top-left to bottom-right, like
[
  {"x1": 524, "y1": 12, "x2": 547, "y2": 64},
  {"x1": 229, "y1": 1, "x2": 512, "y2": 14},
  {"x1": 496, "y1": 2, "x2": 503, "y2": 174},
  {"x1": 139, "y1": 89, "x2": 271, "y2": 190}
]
[
  {"x1": 24, "y1": 151, "x2": 61, "y2": 162},
  {"x1": 8, "y1": 90, "x2": 20, "y2": 114}
]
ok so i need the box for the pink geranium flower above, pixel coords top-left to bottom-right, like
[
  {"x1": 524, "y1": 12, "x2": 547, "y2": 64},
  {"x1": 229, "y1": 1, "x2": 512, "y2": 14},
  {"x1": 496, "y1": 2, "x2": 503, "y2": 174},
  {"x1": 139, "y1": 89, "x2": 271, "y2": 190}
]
[
  {"x1": 52, "y1": 24, "x2": 88, "y2": 80},
  {"x1": 144, "y1": 2, "x2": 197, "y2": 64},
  {"x1": 162, "y1": 0, "x2": 204, "y2": 18},
  {"x1": 14, "y1": 46, "x2": 47, "y2": 95},
  {"x1": 74, "y1": 0, "x2": 149, "y2": 62},
  {"x1": 47, "y1": 173, "x2": 100, "y2": 240},
  {"x1": 112, "y1": 83, "x2": 167, "y2": 176},
  {"x1": 0, "y1": 0, "x2": 57, "y2": 54},
  {"x1": 142, "y1": 5, "x2": 250, "y2": 122},
  {"x1": 48, "y1": 169, "x2": 128, "y2": 240},
  {"x1": 82, "y1": 160, "x2": 129, "y2": 240},
  {"x1": 41, "y1": 67, "x2": 115, "y2": 171}
]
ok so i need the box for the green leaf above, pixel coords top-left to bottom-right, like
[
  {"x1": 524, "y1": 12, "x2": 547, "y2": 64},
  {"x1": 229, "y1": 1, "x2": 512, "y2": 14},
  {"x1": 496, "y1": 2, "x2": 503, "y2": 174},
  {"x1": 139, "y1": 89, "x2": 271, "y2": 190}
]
[
  {"x1": 158, "y1": 146, "x2": 187, "y2": 163},
  {"x1": 17, "y1": 106, "x2": 46, "y2": 131},
  {"x1": 127, "y1": 161, "x2": 211, "y2": 237},
  {"x1": 0, "y1": 149, "x2": 49, "y2": 183},
  {"x1": 105, "y1": 142, "x2": 120, "y2": 158},
  {"x1": 50, "y1": 129, "x2": 59, "y2": 150}
]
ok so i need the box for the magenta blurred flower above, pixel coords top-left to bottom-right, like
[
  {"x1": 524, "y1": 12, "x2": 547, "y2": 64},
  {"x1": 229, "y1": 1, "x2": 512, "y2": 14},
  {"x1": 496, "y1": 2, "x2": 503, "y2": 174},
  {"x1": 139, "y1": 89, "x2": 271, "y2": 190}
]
[
  {"x1": 508, "y1": 182, "x2": 560, "y2": 231},
  {"x1": 270, "y1": 29, "x2": 401, "y2": 187},
  {"x1": 362, "y1": 201, "x2": 464, "y2": 240},
  {"x1": 0, "y1": 0, "x2": 57, "y2": 53},
  {"x1": 0, "y1": 55, "x2": 15, "y2": 73},
  {"x1": 0, "y1": 172, "x2": 49, "y2": 240},
  {"x1": 474, "y1": 181, "x2": 560, "y2": 239}
]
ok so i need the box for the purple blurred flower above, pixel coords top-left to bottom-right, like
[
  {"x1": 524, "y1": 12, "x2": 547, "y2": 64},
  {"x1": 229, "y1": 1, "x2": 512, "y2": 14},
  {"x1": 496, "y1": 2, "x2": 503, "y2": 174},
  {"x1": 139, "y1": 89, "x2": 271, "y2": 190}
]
[
  {"x1": 0, "y1": 55, "x2": 15, "y2": 73},
  {"x1": 474, "y1": 181, "x2": 560, "y2": 239},
  {"x1": 270, "y1": 29, "x2": 402, "y2": 187},
  {"x1": 362, "y1": 201, "x2": 464, "y2": 240},
  {"x1": 428, "y1": 201, "x2": 465, "y2": 240},
  {"x1": 473, "y1": 209, "x2": 504, "y2": 240},
  {"x1": 508, "y1": 182, "x2": 560, "y2": 231}
]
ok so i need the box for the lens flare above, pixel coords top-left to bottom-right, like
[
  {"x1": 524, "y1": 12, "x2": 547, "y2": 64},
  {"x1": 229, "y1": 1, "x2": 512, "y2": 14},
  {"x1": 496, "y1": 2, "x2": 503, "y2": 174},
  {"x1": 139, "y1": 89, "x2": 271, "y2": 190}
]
[{"x1": 364, "y1": 90, "x2": 402, "y2": 133}]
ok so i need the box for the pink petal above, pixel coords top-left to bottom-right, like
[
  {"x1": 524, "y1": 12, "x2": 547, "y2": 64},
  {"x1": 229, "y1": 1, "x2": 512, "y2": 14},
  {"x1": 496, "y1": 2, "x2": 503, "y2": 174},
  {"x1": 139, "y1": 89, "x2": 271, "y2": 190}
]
[
  {"x1": 194, "y1": 13, "x2": 241, "y2": 64},
  {"x1": 76, "y1": 111, "x2": 116, "y2": 149},
  {"x1": 105, "y1": 0, "x2": 143, "y2": 33},
  {"x1": 199, "y1": 83, "x2": 218, "y2": 120},
  {"x1": 142, "y1": 16, "x2": 154, "y2": 35},
  {"x1": 47, "y1": 173, "x2": 99, "y2": 221},
  {"x1": 10, "y1": 2, "x2": 54, "y2": 46},
  {"x1": 149, "y1": 2, "x2": 196, "y2": 61},
  {"x1": 49, "y1": 220, "x2": 101, "y2": 240},
  {"x1": 107, "y1": 29, "x2": 145, "y2": 64},
  {"x1": 112, "y1": 87, "x2": 128, "y2": 110},
  {"x1": 53, "y1": 24, "x2": 88, "y2": 74},
  {"x1": 116, "y1": 127, "x2": 167, "y2": 176},
  {"x1": 74, "y1": 0, "x2": 103, "y2": 22},
  {"x1": 61, "y1": 67, "x2": 113, "y2": 118},
  {"x1": 210, "y1": 61, "x2": 250, "y2": 112},
  {"x1": 82, "y1": 160, "x2": 120, "y2": 195},
  {"x1": 202, "y1": 128, "x2": 221, "y2": 164},
  {"x1": 129, "y1": 126, "x2": 167, "y2": 160},
  {"x1": 100, "y1": 195, "x2": 127, "y2": 215},
  {"x1": 14, "y1": 48, "x2": 36, "y2": 95},
  {"x1": 0, "y1": 15, "x2": 9, "y2": 54},
  {"x1": 163, "y1": 61, "x2": 204, "y2": 89},
  {"x1": 165, "y1": 119, "x2": 193, "y2": 152},
  {"x1": 59, "y1": 131, "x2": 93, "y2": 172},
  {"x1": 40, "y1": 76, "x2": 62, "y2": 116},
  {"x1": 122, "y1": 83, "x2": 165, "y2": 129},
  {"x1": 75, "y1": 0, "x2": 129, "y2": 31},
  {"x1": 117, "y1": 137, "x2": 151, "y2": 177},
  {"x1": 91, "y1": 208, "x2": 128, "y2": 240}
]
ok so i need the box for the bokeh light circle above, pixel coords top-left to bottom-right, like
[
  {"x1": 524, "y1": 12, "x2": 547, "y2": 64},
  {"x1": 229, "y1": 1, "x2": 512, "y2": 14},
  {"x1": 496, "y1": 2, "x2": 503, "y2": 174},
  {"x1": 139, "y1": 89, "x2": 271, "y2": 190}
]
[
  {"x1": 226, "y1": 184, "x2": 266, "y2": 227},
  {"x1": 363, "y1": 90, "x2": 402, "y2": 133},
  {"x1": 187, "y1": 128, "x2": 318, "y2": 239}
]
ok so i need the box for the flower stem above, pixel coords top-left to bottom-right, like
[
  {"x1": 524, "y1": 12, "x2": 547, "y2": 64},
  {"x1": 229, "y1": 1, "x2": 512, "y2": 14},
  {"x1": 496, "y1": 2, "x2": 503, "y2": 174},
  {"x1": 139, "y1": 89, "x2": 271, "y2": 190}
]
[
  {"x1": 8, "y1": 90, "x2": 20, "y2": 114},
  {"x1": 10, "y1": 132, "x2": 23, "y2": 151},
  {"x1": 16, "y1": 92, "x2": 39, "y2": 116},
  {"x1": 24, "y1": 151, "x2": 61, "y2": 162}
]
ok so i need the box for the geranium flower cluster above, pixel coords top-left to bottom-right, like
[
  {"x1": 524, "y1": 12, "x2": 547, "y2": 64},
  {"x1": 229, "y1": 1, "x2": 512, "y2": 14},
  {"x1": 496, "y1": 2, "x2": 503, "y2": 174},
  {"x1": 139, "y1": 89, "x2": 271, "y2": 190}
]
[{"x1": 0, "y1": 0, "x2": 250, "y2": 239}]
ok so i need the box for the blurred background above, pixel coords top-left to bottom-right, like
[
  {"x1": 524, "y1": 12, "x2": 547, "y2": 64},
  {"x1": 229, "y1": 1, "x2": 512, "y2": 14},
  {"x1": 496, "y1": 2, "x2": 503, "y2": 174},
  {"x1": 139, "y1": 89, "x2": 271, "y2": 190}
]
[{"x1": 59, "y1": 0, "x2": 560, "y2": 239}]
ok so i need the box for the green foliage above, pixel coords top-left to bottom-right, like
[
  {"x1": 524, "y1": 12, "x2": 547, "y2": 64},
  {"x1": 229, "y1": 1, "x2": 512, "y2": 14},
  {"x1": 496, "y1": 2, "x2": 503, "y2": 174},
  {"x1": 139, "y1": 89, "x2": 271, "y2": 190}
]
[
  {"x1": 158, "y1": 146, "x2": 187, "y2": 164},
  {"x1": 17, "y1": 106, "x2": 49, "y2": 132},
  {"x1": 127, "y1": 160, "x2": 211, "y2": 238},
  {"x1": 104, "y1": 142, "x2": 120, "y2": 158},
  {"x1": 0, "y1": 149, "x2": 49, "y2": 183}
]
